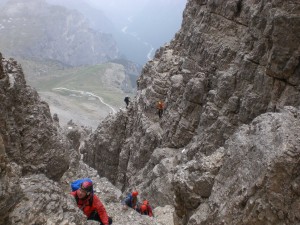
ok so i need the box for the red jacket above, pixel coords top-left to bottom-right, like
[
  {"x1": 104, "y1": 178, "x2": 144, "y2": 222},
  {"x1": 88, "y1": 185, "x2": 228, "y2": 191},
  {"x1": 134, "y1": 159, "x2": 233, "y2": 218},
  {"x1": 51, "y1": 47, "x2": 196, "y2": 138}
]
[
  {"x1": 139, "y1": 203, "x2": 153, "y2": 217},
  {"x1": 71, "y1": 191, "x2": 109, "y2": 225},
  {"x1": 144, "y1": 204, "x2": 153, "y2": 217}
]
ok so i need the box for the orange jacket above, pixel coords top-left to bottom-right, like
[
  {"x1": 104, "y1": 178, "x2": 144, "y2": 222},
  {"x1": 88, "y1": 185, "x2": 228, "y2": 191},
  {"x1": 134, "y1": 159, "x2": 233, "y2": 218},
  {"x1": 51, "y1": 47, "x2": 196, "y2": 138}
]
[
  {"x1": 71, "y1": 191, "x2": 109, "y2": 225},
  {"x1": 157, "y1": 101, "x2": 164, "y2": 110}
]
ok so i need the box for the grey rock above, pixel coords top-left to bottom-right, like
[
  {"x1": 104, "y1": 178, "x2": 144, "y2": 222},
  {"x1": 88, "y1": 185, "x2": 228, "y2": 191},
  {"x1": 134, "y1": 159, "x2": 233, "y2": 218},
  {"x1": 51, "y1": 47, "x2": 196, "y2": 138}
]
[
  {"x1": 81, "y1": 0, "x2": 300, "y2": 224},
  {"x1": 8, "y1": 174, "x2": 87, "y2": 225},
  {"x1": 190, "y1": 107, "x2": 300, "y2": 225},
  {"x1": 0, "y1": 57, "x2": 71, "y2": 180}
]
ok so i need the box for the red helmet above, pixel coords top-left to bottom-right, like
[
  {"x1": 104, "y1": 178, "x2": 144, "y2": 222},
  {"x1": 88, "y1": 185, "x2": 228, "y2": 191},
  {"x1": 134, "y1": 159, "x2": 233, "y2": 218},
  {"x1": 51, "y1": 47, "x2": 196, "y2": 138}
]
[
  {"x1": 80, "y1": 181, "x2": 93, "y2": 194},
  {"x1": 140, "y1": 204, "x2": 147, "y2": 212},
  {"x1": 132, "y1": 191, "x2": 138, "y2": 197},
  {"x1": 143, "y1": 200, "x2": 148, "y2": 205}
]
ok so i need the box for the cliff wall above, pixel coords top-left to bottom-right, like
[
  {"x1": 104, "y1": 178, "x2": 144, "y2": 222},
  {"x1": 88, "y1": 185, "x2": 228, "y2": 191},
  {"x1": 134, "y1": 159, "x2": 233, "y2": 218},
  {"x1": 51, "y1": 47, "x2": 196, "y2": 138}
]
[{"x1": 82, "y1": 0, "x2": 300, "y2": 224}]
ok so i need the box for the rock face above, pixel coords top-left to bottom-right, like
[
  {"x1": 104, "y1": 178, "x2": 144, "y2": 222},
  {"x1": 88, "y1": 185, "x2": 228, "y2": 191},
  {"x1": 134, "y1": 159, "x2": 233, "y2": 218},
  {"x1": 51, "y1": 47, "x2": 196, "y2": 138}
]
[
  {"x1": 8, "y1": 174, "x2": 87, "y2": 225},
  {"x1": 82, "y1": 0, "x2": 300, "y2": 224},
  {"x1": 0, "y1": 54, "x2": 161, "y2": 224},
  {"x1": 0, "y1": 0, "x2": 118, "y2": 66},
  {"x1": 0, "y1": 55, "x2": 70, "y2": 180},
  {"x1": 188, "y1": 107, "x2": 300, "y2": 225},
  {"x1": 0, "y1": 54, "x2": 75, "y2": 223}
]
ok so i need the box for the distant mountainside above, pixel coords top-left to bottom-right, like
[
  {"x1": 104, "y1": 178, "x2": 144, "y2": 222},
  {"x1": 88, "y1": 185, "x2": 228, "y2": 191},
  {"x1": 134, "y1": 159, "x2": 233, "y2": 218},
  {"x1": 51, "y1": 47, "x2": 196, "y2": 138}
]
[
  {"x1": 0, "y1": 0, "x2": 118, "y2": 66},
  {"x1": 45, "y1": 0, "x2": 115, "y2": 33},
  {"x1": 44, "y1": 0, "x2": 186, "y2": 65}
]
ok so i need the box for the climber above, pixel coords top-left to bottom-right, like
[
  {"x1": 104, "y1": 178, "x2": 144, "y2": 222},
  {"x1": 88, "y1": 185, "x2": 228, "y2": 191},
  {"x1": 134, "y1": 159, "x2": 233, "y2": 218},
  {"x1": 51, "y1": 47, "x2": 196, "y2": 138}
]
[
  {"x1": 124, "y1": 96, "x2": 130, "y2": 108},
  {"x1": 138, "y1": 200, "x2": 153, "y2": 217},
  {"x1": 71, "y1": 180, "x2": 112, "y2": 225},
  {"x1": 122, "y1": 191, "x2": 139, "y2": 210},
  {"x1": 156, "y1": 100, "x2": 164, "y2": 119}
]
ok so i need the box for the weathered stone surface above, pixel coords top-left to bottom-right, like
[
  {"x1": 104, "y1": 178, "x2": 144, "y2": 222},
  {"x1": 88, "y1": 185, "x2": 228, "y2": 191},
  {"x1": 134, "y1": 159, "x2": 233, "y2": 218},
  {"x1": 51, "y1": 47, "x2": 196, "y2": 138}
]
[
  {"x1": 8, "y1": 174, "x2": 86, "y2": 225},
  {"x1": 0, "y1": 55, "x2": 73, "y2": 224},
  {"x1": 131, "y1": 147, "x2": 180, "y2": 207},
  {"x1": 172, "y1": 148, "x2": 224, "y2": 223},
  {"x1": 0, "y1": 142, "x2": 23, "y2": 225},
  {"x1": 63, "y1": 120, "x2": 91, "y2": 151},
  {"x1": 189, "y1": 107, "x2": 300, "y2": 225},
  {"x1": 82, "y1": 108, "x2": 164, "y2": 191},
  {"x1": 81, "y1": 0, "x2": 300, "y2": 224},
  {"x1": 0, "y1": 57, "x2": 71, "y2": 181},
  {"x1": 153, "y1": 205, "x2": 178, "y2": 225},
  {"x1": 0, "y1": 53, "x2": 4, "y2": 79}
]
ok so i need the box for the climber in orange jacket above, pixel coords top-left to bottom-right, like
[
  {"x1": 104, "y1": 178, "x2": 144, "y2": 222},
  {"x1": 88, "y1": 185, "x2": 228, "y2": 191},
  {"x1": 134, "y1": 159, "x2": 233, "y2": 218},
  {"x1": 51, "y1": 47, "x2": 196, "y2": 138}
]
[
  {"x1": 156, "y1": 100, "x2": 164, "y2": 119},
  {"x1": 71, "y1": 181, "x2": 112, "y2": 225}
]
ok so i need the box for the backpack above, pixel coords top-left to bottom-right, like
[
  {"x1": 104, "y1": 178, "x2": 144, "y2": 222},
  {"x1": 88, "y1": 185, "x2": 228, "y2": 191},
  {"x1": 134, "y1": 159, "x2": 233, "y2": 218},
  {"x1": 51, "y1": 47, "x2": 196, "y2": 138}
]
[
  {"x1": 123, "y1": 193, "x2": 132, "y2": 206},
  {"x1": 71, "y1": 178, "x2": 94, "y2": 206}
]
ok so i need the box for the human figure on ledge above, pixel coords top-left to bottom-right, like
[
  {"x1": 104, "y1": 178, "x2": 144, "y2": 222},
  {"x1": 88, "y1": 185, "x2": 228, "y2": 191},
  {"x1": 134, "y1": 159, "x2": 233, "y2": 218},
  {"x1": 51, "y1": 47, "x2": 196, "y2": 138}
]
[
  {"x1": 71, "y1": 180, "x2": 112, "y2": 225},
  {"x1": 156, "y1": 100, "x2": 164, "y2": 119},
  {"x1": 138, "y1": 200, "x2": 154, "y2": 217},
  {"x1": 122, "y1": 191, "x2": 139, "y2": 210},
  {"x1": 124, "y1": 96, "x2": 130, "y2": 108}
]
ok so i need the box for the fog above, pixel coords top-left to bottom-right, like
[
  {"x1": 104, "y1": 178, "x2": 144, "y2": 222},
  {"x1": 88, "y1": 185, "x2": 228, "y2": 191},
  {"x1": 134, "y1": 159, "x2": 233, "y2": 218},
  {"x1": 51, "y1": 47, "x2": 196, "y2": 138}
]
[
  {"x1": 46, "y1": 0, "x2": 187, "y2": 65},
  {"x1": 85, "y1": 0, "x2": 185, "y2": 27}
]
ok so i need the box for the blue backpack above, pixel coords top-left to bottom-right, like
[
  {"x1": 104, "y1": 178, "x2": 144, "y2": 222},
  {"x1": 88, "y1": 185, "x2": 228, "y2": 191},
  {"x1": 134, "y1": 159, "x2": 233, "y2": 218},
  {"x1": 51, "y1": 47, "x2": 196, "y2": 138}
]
[{"x1": 71, "y1": 178, "x2": 93, "y2": 192}]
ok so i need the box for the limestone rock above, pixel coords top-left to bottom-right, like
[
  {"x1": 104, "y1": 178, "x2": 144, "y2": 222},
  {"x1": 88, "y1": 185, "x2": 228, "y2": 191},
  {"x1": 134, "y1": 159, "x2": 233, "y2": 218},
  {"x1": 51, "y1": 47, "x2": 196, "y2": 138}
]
[
  {"x1": 189, "y1": 107, "x2": 300, "y2": 225},
  {"x1": 81, "y1": 0, "x2": 300, "y2": 224},
  {"x1": 8, "y1": 174, "x2": 86, "y2": 225},
  {"x1": 0, "y1": 57, "x2": 71, "y2": 181}
]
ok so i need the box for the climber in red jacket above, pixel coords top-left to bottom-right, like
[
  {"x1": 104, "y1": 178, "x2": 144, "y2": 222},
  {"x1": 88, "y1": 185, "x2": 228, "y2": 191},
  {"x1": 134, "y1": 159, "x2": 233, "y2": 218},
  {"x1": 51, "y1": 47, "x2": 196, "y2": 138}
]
[
  {"x1": 71, "y1": 181, "x2": 112, "y2": 225},
  {"x1": 138, "y1": 200, "x2": 154, "y2": 217}
]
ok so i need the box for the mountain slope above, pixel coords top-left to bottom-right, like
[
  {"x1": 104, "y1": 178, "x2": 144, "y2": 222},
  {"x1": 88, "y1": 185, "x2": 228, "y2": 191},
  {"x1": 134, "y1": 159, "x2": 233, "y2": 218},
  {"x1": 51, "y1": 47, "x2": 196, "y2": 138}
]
[{"x1": 0, "y1": 0, "x2": 118, "y2": 66}]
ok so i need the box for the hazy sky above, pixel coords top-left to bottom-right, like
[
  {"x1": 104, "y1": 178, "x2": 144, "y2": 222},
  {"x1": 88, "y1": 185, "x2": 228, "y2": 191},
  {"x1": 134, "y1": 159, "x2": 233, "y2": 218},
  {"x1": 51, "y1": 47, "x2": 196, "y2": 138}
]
[
  {"x1": 86, "y1": 0, "x2": 186, "y2": 15},
  {"x1": 48, "y1": 0, "x2": 187, "y2": 29}
]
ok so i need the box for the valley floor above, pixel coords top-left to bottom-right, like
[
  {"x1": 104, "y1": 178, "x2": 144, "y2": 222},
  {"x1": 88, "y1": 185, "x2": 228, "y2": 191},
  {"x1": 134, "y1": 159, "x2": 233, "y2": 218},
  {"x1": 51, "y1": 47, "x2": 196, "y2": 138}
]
[{"x1": 39, "y1": 90, "x2": 117, "y2": 130}]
